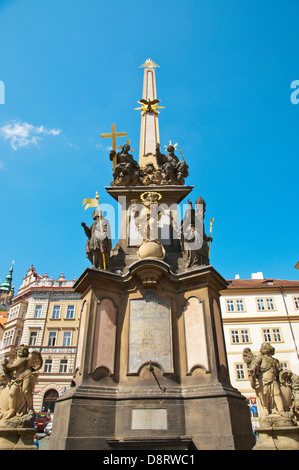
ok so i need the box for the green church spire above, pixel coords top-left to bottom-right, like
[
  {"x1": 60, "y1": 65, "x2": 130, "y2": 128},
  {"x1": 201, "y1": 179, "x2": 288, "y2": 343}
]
[{"x1": 0, "y1": 260, "x2": 15, "y2": 294}]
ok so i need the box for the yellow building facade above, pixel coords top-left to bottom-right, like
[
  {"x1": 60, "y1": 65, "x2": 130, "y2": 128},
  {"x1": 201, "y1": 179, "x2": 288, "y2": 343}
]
[{"x1": 1, "y1": 266, "x2": 82, "y2": 412}]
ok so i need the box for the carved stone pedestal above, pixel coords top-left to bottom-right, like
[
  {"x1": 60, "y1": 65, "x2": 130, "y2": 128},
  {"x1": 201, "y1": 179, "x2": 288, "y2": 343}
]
[
  {"x1": 49, "y1": 262, "x2": 255, "y2": 450},
  {"x1": 0, "y1": 427, "x2": 37, "y2": 450},
  {"x1": 254, "y1": 425, "x2": 299, "y2": 450}
]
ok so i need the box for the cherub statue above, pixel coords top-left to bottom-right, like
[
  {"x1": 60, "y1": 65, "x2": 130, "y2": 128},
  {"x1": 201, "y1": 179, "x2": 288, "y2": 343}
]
[
  {"x1": 0, "y1": 344, "x2": 43, "y2": 425},
  {"x1": 242, "y1": 343, "x2": 290, "y2": 420},
  {"x1": 139, "y1": 163, "x2": 162, "y2": 185}
]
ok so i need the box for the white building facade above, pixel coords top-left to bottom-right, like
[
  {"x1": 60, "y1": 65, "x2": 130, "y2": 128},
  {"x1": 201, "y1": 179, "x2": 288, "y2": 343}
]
[{"x1": 220, "y1": 272, "x2": 299, "y2": 424}]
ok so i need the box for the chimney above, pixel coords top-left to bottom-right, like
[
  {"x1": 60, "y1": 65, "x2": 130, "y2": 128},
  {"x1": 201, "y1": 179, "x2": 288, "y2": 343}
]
[{"x1": 251, "y1": 272, "x2": 264, "y2": 280}]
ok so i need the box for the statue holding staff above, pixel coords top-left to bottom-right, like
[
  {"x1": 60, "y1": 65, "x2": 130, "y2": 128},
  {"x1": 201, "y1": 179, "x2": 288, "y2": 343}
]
[{"x1": 82, "y1": 192, "x2": 112, "y2": 270}]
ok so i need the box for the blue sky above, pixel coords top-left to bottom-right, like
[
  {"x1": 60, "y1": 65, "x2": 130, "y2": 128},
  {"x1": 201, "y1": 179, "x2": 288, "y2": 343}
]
[{"x1": 0, "y1": 0, "x2": 298, "y2": 291}]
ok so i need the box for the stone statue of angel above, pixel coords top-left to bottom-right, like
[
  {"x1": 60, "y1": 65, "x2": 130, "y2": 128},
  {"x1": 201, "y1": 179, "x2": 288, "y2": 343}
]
[
  {"x1": 242, "y1": 343, "x2": 291, "y2": 422},
  {"x1": 0, "y1": 344, "x2": 43, "y2": 425}
]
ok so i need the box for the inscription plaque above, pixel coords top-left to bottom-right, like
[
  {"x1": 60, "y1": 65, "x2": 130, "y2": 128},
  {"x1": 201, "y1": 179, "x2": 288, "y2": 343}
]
[
  {"x1": 131, "y1": 409, "x2": 168, "y2": 430},
  {"x1": 128, "y1": 291, "x2": 172, "y2": 373}
]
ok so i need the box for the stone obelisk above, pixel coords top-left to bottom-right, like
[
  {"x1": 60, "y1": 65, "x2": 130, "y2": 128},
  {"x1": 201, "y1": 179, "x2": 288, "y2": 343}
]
[{"x1": 137, "y1": 59, "x2": 163, "y2": 168}]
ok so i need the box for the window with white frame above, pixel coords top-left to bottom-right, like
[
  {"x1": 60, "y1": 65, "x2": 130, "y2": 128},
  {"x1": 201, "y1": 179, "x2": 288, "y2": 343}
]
[
  {"x1": 236, "y1": 299, "x2": 245, "y2": 312},
  {"x1": 63, "y1": 332, "x2": 71, "y2": 346},
  {"x1": 34, "y1": 305, "x2": 42, "y2": 318},
  {"x1": 231, "y1": 329, "x2": 250, "y2": 344},
  {"x1": 266, "y1": 298, "x2": 275, "y2": 310},
  {"x1": 226, "y1": 299, "x2": 246, "y2": 312},
  {"x1": 231, "y1": 330, "x2": 240, "y2": 343},
  {"x1": 226, "y1": 300, "x2": 235, "y2": 312},
  {"x1": 52, "y1": 305, "x2": 61, "y2": 319},
  {"x1": 262, "y1": 328, "x2": 282, "y2": 342},
  {"x1": 235, "y1": 364, "x2": 246, "y2": 380},
  {"x1": 272, "y1": 328, "x2": 282, "y2": 342},
  {"x1": 59, "y1": 360, "x2": 68, "y2": 373},
  {"x1": 48, "y1": 332, "x2": 57, "y2": 346},
  {"x1": 257, "y1": 297, "x2": 276, "y2": 311},
  {"x1": 66, "y1": 305, "x2": 75, "y2": 319},
  {"x1": 8, "y1": 306, "x2": 17, "y2": 321},
  {"x1": 257, "y1": 298, "x2": 265, "y2": 311},
  {"x1": 3, "y1": 330, "x2": 14, "y2": 347},
  {"x1": 29, "y1": 331, "x2": 37, "y2": 346},
  {"x1": 44, "y1": 360, "x2": 52, "y2": 373},
  {"x1": 293, "y1": 297, "x2": 299, "y2": 310},
  {"x1": 20, "y1": 305, "x2": 27, "y2": 319},
  {"x1": 263, "y1": 329, "x2": 272, "y2": 342},
  {"x1": 241, "y1": 329, "x2": 250, "y2": 343},
  {"x1": 15, "y1": 329, "x2": 21, "y2": 347}
]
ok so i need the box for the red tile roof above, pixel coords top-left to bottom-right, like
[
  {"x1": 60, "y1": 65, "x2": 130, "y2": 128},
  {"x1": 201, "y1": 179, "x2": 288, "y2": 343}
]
[
  {"x1": 0, "y1": 316, "x2": 7, "y2": 327},
  {"x1": 226, "y1": 279, "x2": 299, "y2": 289}
]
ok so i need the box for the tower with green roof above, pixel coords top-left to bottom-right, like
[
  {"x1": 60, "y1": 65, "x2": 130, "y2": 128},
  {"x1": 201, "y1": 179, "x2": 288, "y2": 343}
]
[{"x1": 0, "y1": 261, "x2": 15, "y2": 308}]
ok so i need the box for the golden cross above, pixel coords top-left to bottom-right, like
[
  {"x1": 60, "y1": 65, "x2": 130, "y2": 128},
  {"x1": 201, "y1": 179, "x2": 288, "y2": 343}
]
[{"x1": 101, "y1": 124, "x2": 127, "y2": 170}]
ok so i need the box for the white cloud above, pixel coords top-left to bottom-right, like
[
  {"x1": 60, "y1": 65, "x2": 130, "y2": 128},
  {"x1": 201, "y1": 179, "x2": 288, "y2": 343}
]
[
  {"x1": 96, "y1": 142, "x2": 112, "y2": 151},
  {"x1": 0, "y1": 121, "x2": 61, "y2": 150},
  {"x1": 67, "y1": 141, "x2": 79, "y2": 150}
]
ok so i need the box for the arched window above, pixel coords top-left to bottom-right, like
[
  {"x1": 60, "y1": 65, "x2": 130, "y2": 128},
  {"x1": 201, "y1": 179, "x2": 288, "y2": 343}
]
[{"x1": 42, "y1": 389, "x2": 59, "y2": 413}]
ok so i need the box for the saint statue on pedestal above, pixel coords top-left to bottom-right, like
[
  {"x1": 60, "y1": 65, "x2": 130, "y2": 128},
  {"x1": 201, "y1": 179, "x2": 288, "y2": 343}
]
[{"x1": 81, "y1": 209, "x2": 112, "y2": 270}]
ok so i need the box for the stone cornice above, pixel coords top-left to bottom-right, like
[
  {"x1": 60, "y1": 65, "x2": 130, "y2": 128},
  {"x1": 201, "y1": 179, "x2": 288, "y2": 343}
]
[
  {"x1": 73, "y1": 261, "x2": 228, "y2": 297},
  {"x1": 222, "y1": 315, "x2": 299, "y2": 324}
]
